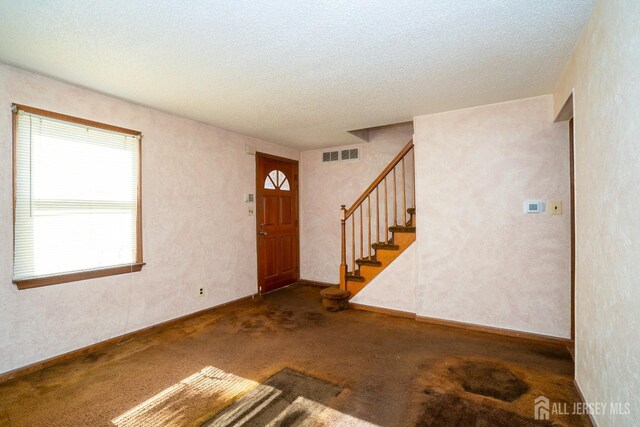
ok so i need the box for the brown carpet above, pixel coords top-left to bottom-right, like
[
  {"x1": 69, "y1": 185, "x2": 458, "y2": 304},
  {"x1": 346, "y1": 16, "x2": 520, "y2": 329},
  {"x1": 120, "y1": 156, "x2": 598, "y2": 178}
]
[{"x1": 0, "y1": 284, "x2": 590, "y2": 426}]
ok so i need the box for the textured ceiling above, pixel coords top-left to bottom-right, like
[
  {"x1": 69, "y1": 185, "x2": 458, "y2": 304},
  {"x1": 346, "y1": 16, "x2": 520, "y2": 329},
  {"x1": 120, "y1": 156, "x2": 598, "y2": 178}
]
[{"x1": 0, "y1": 1, "x2": 594, "y2": 149}]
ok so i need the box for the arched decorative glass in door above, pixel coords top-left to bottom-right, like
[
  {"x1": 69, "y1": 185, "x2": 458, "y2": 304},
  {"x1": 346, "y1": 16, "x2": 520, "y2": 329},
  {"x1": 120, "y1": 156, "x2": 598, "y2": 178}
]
[{"x1": 264, "y1": 170, "x2": 290, "y2": 191}]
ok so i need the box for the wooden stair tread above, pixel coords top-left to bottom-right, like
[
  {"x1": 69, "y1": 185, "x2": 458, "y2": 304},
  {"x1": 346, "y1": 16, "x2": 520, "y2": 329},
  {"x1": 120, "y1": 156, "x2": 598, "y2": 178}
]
[
  {"x1": 371, "y1": 242, "x2": 399, "y2": 250},
  {"x1": 389, "y1": 225, "x2": 416, "y2": 233},
  {"x1": 356, "y1": 258, "x2": 382, "y2": 267},
  {"x1": 320, "y1": 287, "x2": 351, "y2": 300},
  {"x1": 346, "y1": 271, "x2": 365, "y2": 282}
]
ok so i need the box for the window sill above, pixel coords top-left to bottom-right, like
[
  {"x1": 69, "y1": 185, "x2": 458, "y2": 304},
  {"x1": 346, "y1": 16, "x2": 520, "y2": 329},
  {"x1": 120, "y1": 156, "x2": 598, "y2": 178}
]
[{"x1": 14, "y1": 263, "x2": 146, "y2": 290}]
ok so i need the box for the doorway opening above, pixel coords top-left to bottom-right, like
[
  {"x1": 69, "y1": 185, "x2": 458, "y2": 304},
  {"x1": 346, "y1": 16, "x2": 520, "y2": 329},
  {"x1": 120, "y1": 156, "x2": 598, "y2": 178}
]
[{"x1": 556, "y1": 93, "x2": 575, "y2": 342}]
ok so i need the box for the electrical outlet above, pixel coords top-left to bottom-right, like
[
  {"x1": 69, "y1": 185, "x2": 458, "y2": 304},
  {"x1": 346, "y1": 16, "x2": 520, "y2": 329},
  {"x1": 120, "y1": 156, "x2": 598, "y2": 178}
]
[
  {"x1": 248, "y1": 207, "x2": 254, "y2": 216},
  {"x1": 199, "y1": 287, "x2": 204, "y2": 296},
  {"x1": 548, "y1": 200, "x2": 562, "y2": 215}
]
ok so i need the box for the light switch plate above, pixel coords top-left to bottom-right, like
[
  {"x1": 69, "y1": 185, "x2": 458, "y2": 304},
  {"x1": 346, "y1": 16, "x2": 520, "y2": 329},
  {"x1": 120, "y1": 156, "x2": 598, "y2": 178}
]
[{"x1": 548, "y1": 200, "x2": 562, "y2": 215}]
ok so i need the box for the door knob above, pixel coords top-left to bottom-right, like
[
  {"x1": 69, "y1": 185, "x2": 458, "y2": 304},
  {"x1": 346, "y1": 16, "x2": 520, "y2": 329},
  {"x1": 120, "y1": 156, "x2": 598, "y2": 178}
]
[{"x1": 258, "y1": 231, "x2": 268, "y2": 236}]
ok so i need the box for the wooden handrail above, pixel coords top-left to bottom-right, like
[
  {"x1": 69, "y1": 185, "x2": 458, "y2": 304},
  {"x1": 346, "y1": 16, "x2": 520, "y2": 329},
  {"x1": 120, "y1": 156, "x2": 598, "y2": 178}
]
[{"x1": 344, "y1": 140, "x2": 414, "y2": 218}]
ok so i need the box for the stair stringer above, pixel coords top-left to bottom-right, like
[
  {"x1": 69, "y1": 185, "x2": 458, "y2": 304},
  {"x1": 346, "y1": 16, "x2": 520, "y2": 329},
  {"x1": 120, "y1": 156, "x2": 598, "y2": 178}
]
[{"x1": 349, "y1": 242, "x2": 416, "y2": 314}]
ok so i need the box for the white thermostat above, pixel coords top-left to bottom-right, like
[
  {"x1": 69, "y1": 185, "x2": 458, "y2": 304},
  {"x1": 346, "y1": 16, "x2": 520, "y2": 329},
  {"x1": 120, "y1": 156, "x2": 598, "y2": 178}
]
[{"x1": 523, "y1": 200, "x2": 546, "y2": 214}]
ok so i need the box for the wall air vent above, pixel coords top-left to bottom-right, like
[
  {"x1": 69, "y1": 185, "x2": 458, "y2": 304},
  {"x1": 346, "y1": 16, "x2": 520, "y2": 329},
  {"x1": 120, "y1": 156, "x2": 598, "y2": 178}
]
[
  {"x1": 341, "y1": 148, "x2": 359, "y2": 160},
  {"x1": 322, "y1": 151, "x2": 339, "y2": 162}
]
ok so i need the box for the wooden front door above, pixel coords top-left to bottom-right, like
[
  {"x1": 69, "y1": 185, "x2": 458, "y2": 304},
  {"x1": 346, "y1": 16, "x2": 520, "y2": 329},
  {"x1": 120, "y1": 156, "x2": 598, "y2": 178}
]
[{"x1": 256, "y1": 154, "x2": 299, "y2": 293}]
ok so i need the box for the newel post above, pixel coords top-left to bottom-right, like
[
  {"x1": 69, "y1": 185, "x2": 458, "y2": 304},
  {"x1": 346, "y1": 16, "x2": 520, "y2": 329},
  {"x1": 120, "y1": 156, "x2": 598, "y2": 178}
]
[{"x1": 340, "y1": 205, "x2": 347, "y2": 291}]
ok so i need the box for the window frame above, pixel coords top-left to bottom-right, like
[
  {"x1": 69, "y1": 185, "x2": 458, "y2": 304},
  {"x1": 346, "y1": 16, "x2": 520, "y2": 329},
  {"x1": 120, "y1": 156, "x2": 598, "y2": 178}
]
[{"x1": 12, "y1": 104, "x2": 144, "y2": 290}]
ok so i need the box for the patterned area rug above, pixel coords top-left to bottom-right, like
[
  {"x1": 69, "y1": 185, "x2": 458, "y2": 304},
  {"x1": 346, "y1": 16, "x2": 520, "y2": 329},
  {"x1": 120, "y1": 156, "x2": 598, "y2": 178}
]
[{"x1": 203, "y1": 368, "x2": 376, "y2": 426}]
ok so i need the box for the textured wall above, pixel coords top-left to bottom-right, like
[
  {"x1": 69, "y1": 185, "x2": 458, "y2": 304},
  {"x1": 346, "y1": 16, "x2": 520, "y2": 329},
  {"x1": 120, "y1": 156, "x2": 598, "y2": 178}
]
[
  {"x1": 299, "y1": 124, "x2": 414, "y2": 283},
  {"x1": 0, "y1": 64, "x2": 298, "y2": 374},
  {"x1": 413, "y1": 95, "x2": 571, "y2": 338},
  {"x1": 553, "y1": 0, "x2": 640, "y2": 425}
]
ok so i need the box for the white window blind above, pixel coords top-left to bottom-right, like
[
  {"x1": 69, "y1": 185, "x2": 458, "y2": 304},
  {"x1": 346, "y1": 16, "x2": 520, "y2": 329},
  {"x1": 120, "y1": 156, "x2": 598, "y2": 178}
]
[{"x1": 13, "y1": 108, "x2": 140, "y2": 282}]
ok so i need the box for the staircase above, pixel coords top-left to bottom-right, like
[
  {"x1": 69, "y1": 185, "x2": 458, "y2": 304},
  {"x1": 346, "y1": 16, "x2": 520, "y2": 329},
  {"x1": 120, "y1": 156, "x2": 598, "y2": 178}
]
[{"x1": 339, "y1": 140, "x2": 416, "y2": 296}]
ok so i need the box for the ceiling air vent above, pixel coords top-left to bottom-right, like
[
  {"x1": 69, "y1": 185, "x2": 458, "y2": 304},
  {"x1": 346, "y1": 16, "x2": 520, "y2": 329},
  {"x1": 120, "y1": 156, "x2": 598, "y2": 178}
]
[
  {"x1": 341, "y1": 148, "x2": 359, "y2": 160},
  {"x1": 322, "y1": 151, "x2": 339, "y2": 162}
]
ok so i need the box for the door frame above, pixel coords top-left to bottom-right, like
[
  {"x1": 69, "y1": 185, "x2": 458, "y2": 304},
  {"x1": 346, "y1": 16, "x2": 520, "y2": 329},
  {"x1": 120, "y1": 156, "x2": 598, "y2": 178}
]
[
  {"x1": 569, "y1": 116, "x2": 575, "y2": 341},
  {"x1": 254, "y1": 152, "x2": 300, "y2": 294},
  {"x1": 555, "y1": 93, "x2": 575, "y2": 342}
]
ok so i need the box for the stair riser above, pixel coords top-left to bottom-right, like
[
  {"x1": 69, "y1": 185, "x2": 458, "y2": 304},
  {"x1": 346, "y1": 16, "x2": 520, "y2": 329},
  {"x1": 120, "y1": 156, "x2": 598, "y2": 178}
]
[
  {"x1": 346, "y1": 280, "x2": 367, "y2": 296},
  {"x1": 392, "y1": 231, "x2": 414, "y2": 248}
]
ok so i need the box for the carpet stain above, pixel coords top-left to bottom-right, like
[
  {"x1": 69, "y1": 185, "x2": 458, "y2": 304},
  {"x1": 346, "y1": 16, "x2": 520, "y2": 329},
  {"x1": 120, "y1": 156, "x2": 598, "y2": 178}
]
[
  {"x1": 240, "y1": 319, "x2": 274, "y2": 333},
  {"x1": 416, "y1": 391, "x2": 552, "y2": 427},
  {"x1": 228, "y1": 304, "x2": 325, "y2": 334},
  {"x1": 448, "y1": 361, "x2": 529, "y2": 402},
  {"x1": 411, "y1": 357, "x2": 590, "y2": 427}
]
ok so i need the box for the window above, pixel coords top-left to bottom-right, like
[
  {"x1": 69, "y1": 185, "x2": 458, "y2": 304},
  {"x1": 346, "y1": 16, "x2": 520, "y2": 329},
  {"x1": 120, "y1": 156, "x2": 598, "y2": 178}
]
[
  {"x1": 12, "y1": 105, "x2": 144, "y2": 289},
  {"x1": 264, "y1": 170, "x2": 290, "y2": 191}
]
